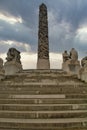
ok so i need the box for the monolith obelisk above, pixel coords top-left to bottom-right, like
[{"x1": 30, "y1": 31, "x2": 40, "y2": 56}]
[{"x1": 37, "y1": 3, "x2": 50, "y2": 69}]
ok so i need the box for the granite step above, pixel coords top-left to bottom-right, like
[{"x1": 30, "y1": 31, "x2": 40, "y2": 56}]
[
  {"x1": 0, "y1": 104, "x2": 87, "y2": 111},
  {"x1": 0, "y1": 81, "x2": 86, "y2": 86},
  {"x1": 2, "y1": 73, "x2": 85, "y2": 82},
  {"x1": 4, "y1": 72, "x2": 75, "y2": 78},
  {"x1": 9, "y1": 94, "x2": 87, "y2": 99},
  {"x1": 0, "y1": 94, "x2": 87, "y2": 99},
  {"x1": 0, "y1": 84, "x2": 86, "y2": 90},
  {"x1": 0, "y1": 70, "x2": 86, "y2": 130},
  {"x1": 0, "y1": 86, "x2": 87, "y2": 94},
  {"x1": 0, "y1": 128, "x2": 87, "y2": 130},
  {"x1": 0, "y1": 110, "x2": 87, "y2": 119},
  {"x1": 0, "y1": 118, "x2": 87, "y2": 129},
  {"x1": 0, "y1": 98, "x2": 87, "y2": 104},
  {"x1": 1, "y1": 78, "x2": 85, "y2": 84}
]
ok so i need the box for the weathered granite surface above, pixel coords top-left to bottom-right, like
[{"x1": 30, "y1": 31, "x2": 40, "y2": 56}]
[
  {"x1": 0, "y1": 58, "x2": 5, "y2": 80},
  {"x1": 4, "y1": 48, "x2": 22, "y2": 75},
  {"x1": 0, "y1": 69, "x2": 87, "y2": 130},
  {"x1": 37, "y1": 3, "x2": 50, "y2": 69}
]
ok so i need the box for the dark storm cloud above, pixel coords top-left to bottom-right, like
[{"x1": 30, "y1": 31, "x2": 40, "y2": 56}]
[
  {"x1": 0, "y1": 19, "x2": 38, "y2": 52},
  {"x1": 1, "y1": 0, "x2": 87, "y2": 29},
  {"x1": 0, "y1": 0, "x2": 48, "y2": 28},
  {"x1": 48, "y1": 0, "x2": 87, "y2": 29},
  {"x1": 48, "y1": 0, "x2": 87, "y2": 55},
  {"x1": 0, "y1": 19, "x2": 35, "y2": 43},
  {"x1": 0, "y1": 0, "x2": 87, "y2": 56},
  {"x1": 0, "y1": 0, "x2": 49, "y2": 52}
]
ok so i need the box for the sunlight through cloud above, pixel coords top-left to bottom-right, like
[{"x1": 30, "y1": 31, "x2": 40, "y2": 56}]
[{"x1": 0, "y1": 13, "x2": 23, "y2": 24}]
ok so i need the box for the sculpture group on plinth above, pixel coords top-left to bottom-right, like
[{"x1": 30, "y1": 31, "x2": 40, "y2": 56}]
[
  {"x1": 4, "y1": 48, "x2": 22, "y2": 75},
  {"x1": 78, "y1": 56, "x2": 87, "y2": 82},
  {"x1": 62, "y1": 48, "x2": 80, "y2": 75}
]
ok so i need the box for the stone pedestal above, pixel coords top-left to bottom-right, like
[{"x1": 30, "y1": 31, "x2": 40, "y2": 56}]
[
  {"x1": 0, "y1": 58, "x2": 5, "y2": 80},
  {"x1": 0, "y1": 70, "x2": 5, "y2": 80},
  {"x1": 37, "y1": 59, "x2": 50, "y2": 69},
  {"x1": 62, "y1": 60, "x2": 80, "y2": 75},
  {"x1": 4, "y1": 61, "x2": 22, "y2": 75},
  {"x1": 78, "y1": 56, "x2": 87, "y2": 82},
  {"x1": 78, "y1": 67, "x2": 87, "y2": 82}
]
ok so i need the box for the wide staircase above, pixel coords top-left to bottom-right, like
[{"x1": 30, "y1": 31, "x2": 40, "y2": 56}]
[{"x1": 0, "y1": 69, "x2": 87, "y2": 130}]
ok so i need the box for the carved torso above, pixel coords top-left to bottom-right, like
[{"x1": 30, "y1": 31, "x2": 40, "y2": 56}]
[{"x1": 70, "y1": 48, "x2": 78, "y2": 61}]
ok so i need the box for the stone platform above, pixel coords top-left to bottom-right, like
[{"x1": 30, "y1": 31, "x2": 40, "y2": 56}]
[{"x1": 0, "y1": 69, "x2": 87, "y2": 130}]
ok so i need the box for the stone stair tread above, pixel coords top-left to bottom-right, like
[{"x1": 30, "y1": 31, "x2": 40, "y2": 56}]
[
  {"x1": 2, "y1": 82, "x2": 84, "y2": 86},
  {"x1": 0, "y1": 118, "x2": 87, "y2": 123},
  {"x1": 1, "y1": 104, "x2": 86, "y2": 111},
  {"x1": 9, "y1": 94, "x2": 87, "y2": 99},
  {"x1": 0, "y1": 84, "x2": 86, "y2": 87},
  {"x1": 2, "y1": 82, "x2": 58, "y2": 85},
  {"x1": 0, "y1": 91, "x2": 87, "y2": 94},
  {"x1": 0, "y1": 98, "x2": 86, "y2": 100},
  {"x1": 0, "y1": 103, "x2": 87, "y2": 106},
  {"x1": 9, "y1": 94, "x2": 66, "y2": 98},
  {"x1": 0, "y1": 98, "x2": 86, "y2": 104},
  {"x1": 0, "y1": 110, "x2": 87, "y2": 113},
  {"x1": 0, "y1": 70, "x2": 87, "y2": 129},
  {"x1": 0, "y1": 128, "x2": 87, "y2": 130}
]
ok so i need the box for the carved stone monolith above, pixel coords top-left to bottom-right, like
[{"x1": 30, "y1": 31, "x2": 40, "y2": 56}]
[
  {"x1": 37, "y1": 3, "x2": 50, "y2": 69},
  {"x1": 4, "y1": 48, "x2": 22, "y2": 75}
]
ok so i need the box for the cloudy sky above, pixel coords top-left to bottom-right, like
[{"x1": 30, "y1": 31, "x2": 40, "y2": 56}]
[{"x1": 0, "y1": 0, "x2": 87, "y2": 69}]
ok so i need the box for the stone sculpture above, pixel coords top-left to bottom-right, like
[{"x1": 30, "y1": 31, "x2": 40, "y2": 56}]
[
  {"x1": 37, "y1": 3, "x2": 50, "y2": 69},
  {"x1": 62, "y1": 48, "x2": 80, "y2": 75},
  {"x1": 62, "y1": 50, "x2": 70, "y2": 62},
  {"x1": 81, "y1": 56, "x2": 87, "y2": 67},
  {"x1": 4, "y1": 48, "x2": 22, "y2": 75},
  {"x1": 78, "y1": 56, "x2": 87, "y2": 82},
  {"x1": 70, "y1": 48, "x2": 78, "y2": 61},
  {"x1": 6, "y1": 48, "x2": 21, "y2": 64}
]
